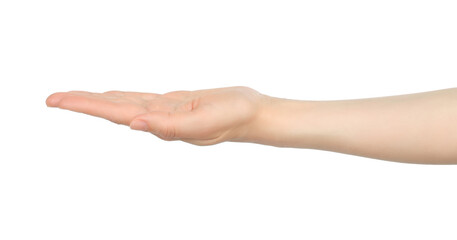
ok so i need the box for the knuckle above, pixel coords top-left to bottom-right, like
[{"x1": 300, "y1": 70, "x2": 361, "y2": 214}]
[
  {"x1": 155, "y1": 112, "x2": 177, "y2": 140},
  {"x1": 162, "y1": 126, "x2": 176, "y2": 140}
]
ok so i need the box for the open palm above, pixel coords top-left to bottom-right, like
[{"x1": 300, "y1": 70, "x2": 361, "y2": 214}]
[{"x1": 46, "y1": 86, "x2": 264, "y2": 145}]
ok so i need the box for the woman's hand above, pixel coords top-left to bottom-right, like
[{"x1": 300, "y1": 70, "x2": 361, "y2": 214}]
[{"x1": 46, "y1": 86, "x2": 266, "y2": 145}]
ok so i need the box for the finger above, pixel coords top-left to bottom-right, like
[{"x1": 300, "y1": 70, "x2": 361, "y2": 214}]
[
  {"x1": 46, "y1": 92, "x2": 68, "y2": 107},
  {"x1": 46, "y1": 91, "x2": 98, "y2": 107},
  {"x1": 47, "y1": 91, "x2": 146, "y2": 125},
  {"x1": 103, "y1": 91, "x2": 160, "y2": 101},
  {"x1": 129, "y1": 109, "x2": 214, "y2": 140},
  {"x1": 47, "y1": 91, "x2": 118, "y2": 107}
]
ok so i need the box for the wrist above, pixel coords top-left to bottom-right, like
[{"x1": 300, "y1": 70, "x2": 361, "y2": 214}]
[{"x1": 241, "y1": 95, "x2": 317, "y2": 148}]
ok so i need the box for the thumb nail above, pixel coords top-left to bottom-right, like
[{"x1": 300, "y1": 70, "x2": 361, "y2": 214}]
[{"x1": 130, "y1": 120, "x2": 149, "y2": 132}]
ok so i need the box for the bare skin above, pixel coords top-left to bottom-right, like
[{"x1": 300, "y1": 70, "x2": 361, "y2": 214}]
[{"x1": 46, "y1": 86, "x2": 457, "y2": 164}]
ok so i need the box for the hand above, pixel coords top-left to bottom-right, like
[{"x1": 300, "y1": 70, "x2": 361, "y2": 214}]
[{"x1": 46, "y1": 86, "x2": 266, "y2": 145}]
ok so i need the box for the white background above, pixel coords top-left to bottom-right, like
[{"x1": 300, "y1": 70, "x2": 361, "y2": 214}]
[{"x1": 1, "y1": 0, "x2": 456, "y2": 239}]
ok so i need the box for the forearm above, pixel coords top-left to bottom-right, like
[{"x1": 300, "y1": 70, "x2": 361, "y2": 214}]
[{"x1": 245, "y1": 88, "x2": 457, "y2": 164}]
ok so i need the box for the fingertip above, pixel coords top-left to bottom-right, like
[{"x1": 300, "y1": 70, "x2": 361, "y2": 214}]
[
  {"x1": 46, "y1": 92, "x2": 65, "y2": 107},
  {"x1": 130, "y1": 119, "x2": 150, "y2": 132}
]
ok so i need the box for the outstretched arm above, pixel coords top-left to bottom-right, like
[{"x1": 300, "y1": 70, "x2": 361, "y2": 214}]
[
  {"x1": 46, "y1": 86, "x2": 457, "y2": 164},
  {"x1": 247, "y1": 88, "x2": 457, "y2": 164}
]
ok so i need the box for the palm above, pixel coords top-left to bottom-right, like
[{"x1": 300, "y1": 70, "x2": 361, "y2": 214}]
[{"x1": 46, "y1": 86, "x2": 263, "y2": 145}]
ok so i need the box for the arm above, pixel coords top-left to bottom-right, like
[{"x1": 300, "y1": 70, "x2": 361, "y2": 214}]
[
  {"x1": 246, "y1": 88, "x2": 457, "y2": 164},
  {"x1": 46, "y1": 87, "x2": 457, "y2": 164}
]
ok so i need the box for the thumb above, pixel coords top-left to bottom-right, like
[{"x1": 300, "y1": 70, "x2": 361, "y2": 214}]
[{"x1": 129, "y1": 111, "x2": 203, "y2": 140}]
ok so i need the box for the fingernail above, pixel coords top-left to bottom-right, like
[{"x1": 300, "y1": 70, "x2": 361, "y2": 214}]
[{"x1": 130, "y1": 120, "x2": 149, "y2": 131}]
